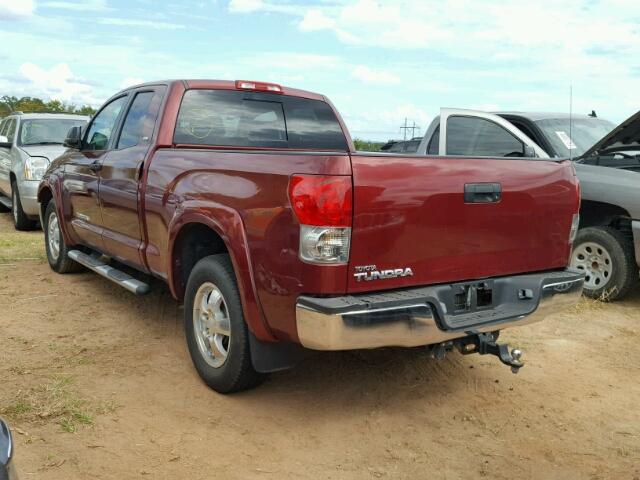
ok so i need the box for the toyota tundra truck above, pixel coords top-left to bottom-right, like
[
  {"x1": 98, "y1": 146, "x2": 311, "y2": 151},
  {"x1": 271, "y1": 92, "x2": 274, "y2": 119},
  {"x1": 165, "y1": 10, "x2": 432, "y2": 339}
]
[{"x1": 38, "y1": 80, "x2": 584, "y2": 393}]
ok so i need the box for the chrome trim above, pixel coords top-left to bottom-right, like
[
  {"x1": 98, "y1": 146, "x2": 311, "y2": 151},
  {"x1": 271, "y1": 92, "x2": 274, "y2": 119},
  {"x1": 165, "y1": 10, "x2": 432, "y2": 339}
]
[
  {"x1": 632, "y1": 220, "x2": 640, "y2": 268},
  {"x1": 296, "y1": 276, "x2": 584, "y2": 351}
]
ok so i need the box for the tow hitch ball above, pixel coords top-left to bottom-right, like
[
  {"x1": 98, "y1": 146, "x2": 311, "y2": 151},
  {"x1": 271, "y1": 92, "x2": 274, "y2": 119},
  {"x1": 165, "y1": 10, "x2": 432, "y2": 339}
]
[{"x1": 432, "y1": 333, "x2": 524, "y2": 374}]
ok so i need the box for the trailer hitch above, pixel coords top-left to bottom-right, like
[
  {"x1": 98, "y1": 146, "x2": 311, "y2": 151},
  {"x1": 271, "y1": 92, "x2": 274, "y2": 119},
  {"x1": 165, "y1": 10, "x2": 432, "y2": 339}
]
[{"x1": 454, "y1": 332, "x2": 524, "y2": 373}]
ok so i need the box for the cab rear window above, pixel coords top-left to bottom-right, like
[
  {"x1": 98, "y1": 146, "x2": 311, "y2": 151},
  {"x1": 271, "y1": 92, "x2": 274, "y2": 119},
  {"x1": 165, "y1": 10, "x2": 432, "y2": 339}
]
[{"x1": 174, "y1": 89, "x2": 347, "y2": 151}]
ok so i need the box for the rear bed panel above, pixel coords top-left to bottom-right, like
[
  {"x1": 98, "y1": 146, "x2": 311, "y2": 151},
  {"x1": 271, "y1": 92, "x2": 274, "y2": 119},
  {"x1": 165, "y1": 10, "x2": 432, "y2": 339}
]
[{"x1": 347, "y1": 154, "x2": 579, "y2": 293}]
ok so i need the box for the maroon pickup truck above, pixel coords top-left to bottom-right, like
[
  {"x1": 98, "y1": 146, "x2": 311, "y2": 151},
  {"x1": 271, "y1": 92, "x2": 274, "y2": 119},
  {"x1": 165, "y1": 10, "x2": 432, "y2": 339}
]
[{"x1": 38, "y1": 79, "x2": 584, "y2": 393}]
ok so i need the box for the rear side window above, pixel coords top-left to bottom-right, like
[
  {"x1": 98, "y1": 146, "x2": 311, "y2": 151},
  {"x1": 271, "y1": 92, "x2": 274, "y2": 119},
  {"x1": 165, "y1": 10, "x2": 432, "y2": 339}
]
[
  {"x1": 427, "y1": 126, "x2": 440, "y2": 155},
  {"x1": 174, "y1": 89, "x2": 347, "y2": 150},
  {"x1": 447, "y1": 116, "x2": 525, "y2": 157},
  {"x1": 117, "y1": 89, "x2": 164, "y2": 149}
]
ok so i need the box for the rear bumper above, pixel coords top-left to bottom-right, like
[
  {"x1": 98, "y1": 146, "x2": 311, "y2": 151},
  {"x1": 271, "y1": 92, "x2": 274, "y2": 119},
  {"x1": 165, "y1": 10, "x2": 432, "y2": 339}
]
[
  {"x1": 296, "y1": 269, "x2": 584, "y2": 350},
  {"x1": 632, "y1": 220, "x2": 640, "y2": 268}
]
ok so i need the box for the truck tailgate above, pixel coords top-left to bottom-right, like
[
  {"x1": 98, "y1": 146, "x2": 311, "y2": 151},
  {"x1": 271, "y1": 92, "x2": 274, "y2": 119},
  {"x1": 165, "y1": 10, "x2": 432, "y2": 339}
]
[{"x1": 347, "y1": 154, "x2": 579, "y2": 293}]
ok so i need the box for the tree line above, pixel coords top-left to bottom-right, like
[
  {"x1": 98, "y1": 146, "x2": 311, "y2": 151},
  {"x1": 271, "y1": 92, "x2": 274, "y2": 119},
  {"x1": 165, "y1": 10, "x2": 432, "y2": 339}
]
[{"x1": 0, "y1": 95, "x2": 96, "y2": 117}]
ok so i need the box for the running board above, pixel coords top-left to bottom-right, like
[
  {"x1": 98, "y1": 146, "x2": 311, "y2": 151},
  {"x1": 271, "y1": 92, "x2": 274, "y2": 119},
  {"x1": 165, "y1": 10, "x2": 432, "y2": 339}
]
[
  {"x1": 0, "y1": 194, "x2": 11, "y2": 210},
  {"x1": 68, "y1": 250, "x2": 150, "y2": 295}
]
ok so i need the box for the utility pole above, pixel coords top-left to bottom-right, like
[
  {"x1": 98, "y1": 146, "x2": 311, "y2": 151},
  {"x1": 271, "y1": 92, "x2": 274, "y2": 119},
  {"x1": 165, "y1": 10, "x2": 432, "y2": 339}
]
[{"x1": 399, "y1": 117, "x2": 420, "y2": 140}]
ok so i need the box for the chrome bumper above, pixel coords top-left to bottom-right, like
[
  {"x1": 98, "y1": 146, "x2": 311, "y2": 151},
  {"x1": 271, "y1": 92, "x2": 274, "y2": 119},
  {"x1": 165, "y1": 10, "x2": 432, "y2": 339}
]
[{"x1": 296, "y1": 269, "x2": 584, "y2": 351}]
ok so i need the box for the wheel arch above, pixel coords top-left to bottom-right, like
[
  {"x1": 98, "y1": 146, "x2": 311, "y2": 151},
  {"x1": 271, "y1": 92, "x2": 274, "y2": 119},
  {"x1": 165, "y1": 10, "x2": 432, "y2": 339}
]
[
  {"x1": 579, "y1": 200, "x2": 633, "y2": 236},
  {"x1": 37, "y1": 178, "x2": 74, "y2": 246},
  {"x1": 167, "y1": 211, "x2": 275, "y2": 342}
]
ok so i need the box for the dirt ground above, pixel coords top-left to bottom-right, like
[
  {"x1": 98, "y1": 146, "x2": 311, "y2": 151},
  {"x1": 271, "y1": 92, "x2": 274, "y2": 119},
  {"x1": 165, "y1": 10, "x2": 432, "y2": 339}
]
[{"x1": 0, "y1": 213, "x2": 639, "y2": 480}]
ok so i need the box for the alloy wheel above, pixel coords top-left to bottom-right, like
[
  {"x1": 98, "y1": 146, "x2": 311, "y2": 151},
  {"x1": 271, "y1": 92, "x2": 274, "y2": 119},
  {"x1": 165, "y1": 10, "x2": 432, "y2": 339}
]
[{"x1": 192, "y1": 282, "x2": 231, "y2": 368}]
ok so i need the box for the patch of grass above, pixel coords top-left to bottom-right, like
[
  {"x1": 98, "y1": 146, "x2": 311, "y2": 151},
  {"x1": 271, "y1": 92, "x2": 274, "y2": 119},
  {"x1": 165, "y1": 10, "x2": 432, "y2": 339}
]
[
  {"x1": 566, "y1": 296, "x2": 606, "y2": 316},
  {"x1": 0, "y1": 215, "x2": 45, "y2": 262},
  {"x1": 3, "y1": 399, "x2": 32, "y2": 416},
  {"x1": 58, "y1": 418, "x2": 76, "y2": 433},
  {"x1": 0, "y1": 374, "x2": 112, "y2": 433}
]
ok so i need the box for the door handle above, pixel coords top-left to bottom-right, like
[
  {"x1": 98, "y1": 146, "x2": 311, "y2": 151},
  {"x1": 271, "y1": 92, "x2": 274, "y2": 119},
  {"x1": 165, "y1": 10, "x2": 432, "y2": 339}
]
[
  {"x1": 464, "y1": 183, "x2": 501, "y2": 203},
  {"x1": 89, "y1": 161, "x2": 102, "y2": 172}
]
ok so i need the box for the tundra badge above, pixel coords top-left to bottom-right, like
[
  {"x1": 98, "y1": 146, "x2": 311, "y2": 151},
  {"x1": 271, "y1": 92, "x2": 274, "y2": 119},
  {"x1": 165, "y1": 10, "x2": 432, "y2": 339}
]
[{"x1": 354, "y1": 265, "x2": 413, "y2": 282}]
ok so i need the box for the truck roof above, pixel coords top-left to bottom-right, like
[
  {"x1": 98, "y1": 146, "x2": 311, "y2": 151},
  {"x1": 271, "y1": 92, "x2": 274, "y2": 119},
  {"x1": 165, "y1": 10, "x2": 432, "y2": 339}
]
[
  {"x1": 495, "y1": 111, "x2": 594, "y2": 121},
  {"x1": 120, "y1": 79, "x2": 326, "y2": 102},
  {"x1": 6, "y1": 112, "x2": 90, "y2": 120}
]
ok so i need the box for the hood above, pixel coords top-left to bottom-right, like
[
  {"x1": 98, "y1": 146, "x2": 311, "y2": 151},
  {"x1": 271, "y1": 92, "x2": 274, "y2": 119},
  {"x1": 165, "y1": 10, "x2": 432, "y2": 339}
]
[
  {"x1": 19, "y1": 145, "x2": 68, "y2": 162},
  {"x1": 580, "y1": 109, "x2": 640, "y2": 159}
]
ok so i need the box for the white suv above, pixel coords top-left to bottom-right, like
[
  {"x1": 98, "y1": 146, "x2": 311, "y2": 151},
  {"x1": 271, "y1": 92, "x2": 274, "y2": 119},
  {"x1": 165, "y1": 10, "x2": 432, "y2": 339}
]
[{"x1": 0, "y1": 112, "x2": 88, "y2": 230}]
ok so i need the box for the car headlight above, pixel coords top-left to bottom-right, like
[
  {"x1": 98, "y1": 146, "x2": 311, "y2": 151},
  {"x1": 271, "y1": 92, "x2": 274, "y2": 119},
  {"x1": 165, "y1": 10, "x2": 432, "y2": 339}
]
[{"x1": 24, "y1": 156, "x2": 49, "y2": 181}]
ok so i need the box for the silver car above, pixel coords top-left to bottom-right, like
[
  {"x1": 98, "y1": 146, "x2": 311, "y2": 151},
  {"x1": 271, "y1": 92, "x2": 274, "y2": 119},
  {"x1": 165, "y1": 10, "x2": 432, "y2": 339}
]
[{"x1": 0, "y1": 112, "x2": 89, "y2": 230}]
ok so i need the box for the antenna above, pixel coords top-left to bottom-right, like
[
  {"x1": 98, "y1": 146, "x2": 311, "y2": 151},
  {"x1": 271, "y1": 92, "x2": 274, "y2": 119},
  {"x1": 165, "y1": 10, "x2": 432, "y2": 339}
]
[{"x1": 569, "y1": 83, "x2": 573, "y2": 161}]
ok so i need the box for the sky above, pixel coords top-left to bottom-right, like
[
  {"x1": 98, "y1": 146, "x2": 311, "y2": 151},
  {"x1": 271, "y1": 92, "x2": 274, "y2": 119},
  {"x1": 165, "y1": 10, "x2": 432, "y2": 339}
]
[{"x1": 0, "y1": 0, "x2": 639, "y2": 141}]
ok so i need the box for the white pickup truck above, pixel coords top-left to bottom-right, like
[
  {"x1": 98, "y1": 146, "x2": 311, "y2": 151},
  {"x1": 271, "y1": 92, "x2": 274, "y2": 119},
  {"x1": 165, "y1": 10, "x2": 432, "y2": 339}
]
[{"x1": 417, "y1": 108, "x2": 640, "y2": 301}]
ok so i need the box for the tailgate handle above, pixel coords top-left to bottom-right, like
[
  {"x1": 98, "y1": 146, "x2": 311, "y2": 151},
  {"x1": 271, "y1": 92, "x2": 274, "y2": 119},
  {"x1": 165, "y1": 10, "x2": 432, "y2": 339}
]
[{"x1": 464, "y1": 183, "x2": 501, "y2": 203}]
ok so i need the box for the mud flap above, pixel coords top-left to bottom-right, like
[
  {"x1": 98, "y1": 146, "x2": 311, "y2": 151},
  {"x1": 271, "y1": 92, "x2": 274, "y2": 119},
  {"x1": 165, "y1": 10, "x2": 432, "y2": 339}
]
[{"x1": 249, "y1": 332, "x2": 313, "y2": 373}]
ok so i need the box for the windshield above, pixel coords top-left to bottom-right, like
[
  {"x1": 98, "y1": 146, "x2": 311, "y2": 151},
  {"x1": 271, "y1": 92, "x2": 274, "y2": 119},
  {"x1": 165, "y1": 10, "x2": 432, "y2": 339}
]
[
  {"x1": 19, "y1": 118, "x2": 87, "y2": 146},
  {"x1": 534, "y1": 118, "x2": 615, "y2": 158}
]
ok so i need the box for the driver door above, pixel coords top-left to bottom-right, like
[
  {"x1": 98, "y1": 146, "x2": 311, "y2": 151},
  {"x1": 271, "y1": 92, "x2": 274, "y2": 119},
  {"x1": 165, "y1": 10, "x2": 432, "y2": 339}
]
[
  {"x1": 434, "y1": 108, "x2": 549, "y2": 158},
  {"x1": 62, "y1": 95, "x2": 128, "y2": 250}
]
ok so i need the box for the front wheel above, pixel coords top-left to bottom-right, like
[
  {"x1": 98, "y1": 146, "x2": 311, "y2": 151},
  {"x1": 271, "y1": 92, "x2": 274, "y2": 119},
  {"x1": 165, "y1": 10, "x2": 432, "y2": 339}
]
[
  {"x1": 184, "y1": 254, "x2": 263, "y2": 393},
  {"x1": 44, "y1": 201, "x2": 82, "y2": 273},
  {"x1": 11, "y1": 182, "x2": 37, "y2": 231},
  {"x1": 570, "y1": 226, "x2": 638, "y2": 301}
]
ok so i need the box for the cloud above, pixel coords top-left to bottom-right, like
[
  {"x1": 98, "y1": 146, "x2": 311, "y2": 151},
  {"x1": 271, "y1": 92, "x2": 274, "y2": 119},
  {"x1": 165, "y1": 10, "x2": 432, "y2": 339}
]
[
  {"x1": 228, "y1": 0, "x2": 265, "y2": 13},
  {"x1": 255, "y1": 52, "x2": 340, "y2": 70},
  {"x1": 0, "y1": 0, "x2": 35, "y2": 20},
  {"x1": 351, "y1": 65, "x2": 400, "y2": 85},
  {"x1": 17, "y1": 62, "x2": 98, "y2": 105},
  {"x1": 344, "y1": 103, "x2": 431, "y2": 140},
  {"x1": 120, "y1": 77, "x2": 144, "y2": 89},
  {"x1": 99, "y1": 18, "x2": 186, "y2": 29},
  {"x1": 298, "y1": 9, "x2": 335, "y2": 32},
  {"x1": 41, "y1": 0, "x2": 109, "y2": 11}
]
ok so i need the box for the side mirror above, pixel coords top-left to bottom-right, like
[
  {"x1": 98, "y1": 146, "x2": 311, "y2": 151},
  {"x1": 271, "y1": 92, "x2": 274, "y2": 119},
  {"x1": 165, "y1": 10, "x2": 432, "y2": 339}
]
[
  {"x1": 0, "y1": 135, "x2": 10, "y2": 149},
  {"x1": 523, "y1": 145, "x2": 537, "y2": 158},
  {"x1": 0, "y1": 418, "x2": 15, "y2": 480},
  {"x1": 63, "y1": 126, "x2": 83, "y2": 149}
]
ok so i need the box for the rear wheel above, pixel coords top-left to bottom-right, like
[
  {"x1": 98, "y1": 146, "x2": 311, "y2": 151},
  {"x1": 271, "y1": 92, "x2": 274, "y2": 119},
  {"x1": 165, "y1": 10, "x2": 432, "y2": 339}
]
[
  {"x1": 44, "y1": 201, "x2": 82, "y2": 273},
  {"x1": 184, "y1": 254, "x2": 263, "y2": 393},
  {"x1": 11, "y1": 181, "x2": 37, "y2": 231},
  {"x1": 570, "y1": 226, "x2": 638, "y2": 301}
]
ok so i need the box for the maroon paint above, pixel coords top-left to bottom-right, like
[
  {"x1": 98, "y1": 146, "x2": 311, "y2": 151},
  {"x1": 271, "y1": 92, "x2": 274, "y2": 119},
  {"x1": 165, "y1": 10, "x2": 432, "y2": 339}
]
[
  {"x1": 39, "y1": 79, "x2": 581, "y2": 347},
  {"x1": 348, "y1": 154, "x2": 580, "y2": 293}
]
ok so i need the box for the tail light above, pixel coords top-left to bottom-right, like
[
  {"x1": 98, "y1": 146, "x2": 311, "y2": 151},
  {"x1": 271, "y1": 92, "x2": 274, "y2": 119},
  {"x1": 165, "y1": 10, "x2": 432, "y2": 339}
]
[
  {"x1": 288, "y1": 174, "x2": 352, "y2": 264},
  {"x1": 235, "y1": 80, "x2": 283, "y2": 93}
]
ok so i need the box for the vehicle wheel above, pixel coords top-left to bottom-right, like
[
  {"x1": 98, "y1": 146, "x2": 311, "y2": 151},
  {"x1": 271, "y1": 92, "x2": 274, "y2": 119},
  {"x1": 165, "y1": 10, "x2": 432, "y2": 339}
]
[
  {"x1": 44, "y1": 201, "x2": 82, "y2": 274},
  {"x1": 570, "y1": 226, "x2": 638, "y2": 301},
  {"x1": 11, "y1": 182, "x2": 37, "y2": 231},
  {"x1": 184, "y1": 254, "x2": 264, "y2": 393}
]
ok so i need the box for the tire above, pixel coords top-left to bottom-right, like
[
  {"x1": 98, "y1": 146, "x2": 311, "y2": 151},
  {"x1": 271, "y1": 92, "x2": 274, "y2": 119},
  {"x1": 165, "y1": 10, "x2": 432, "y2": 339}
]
[
  {"x1": 11, "y1": 181, "x2": 37, "y2": 231},
  {"x1": 0, "y1": 195, "x2": 9, "y2": 213},
  {"x1": 44, "y1": 201, "x2": 82, "y2": 274},
  {"x1": 570, "y1": 226, "x2": 639, "y2": 301},
  {"x1": 184, "y1": 254, "x2": 263, "y2": 393}
]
